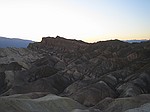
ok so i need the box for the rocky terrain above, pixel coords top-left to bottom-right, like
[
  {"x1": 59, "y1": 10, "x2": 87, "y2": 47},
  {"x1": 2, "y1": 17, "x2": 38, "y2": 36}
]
[{"x1": 0, "y1": 36, "x2": 150, "y2": 112}]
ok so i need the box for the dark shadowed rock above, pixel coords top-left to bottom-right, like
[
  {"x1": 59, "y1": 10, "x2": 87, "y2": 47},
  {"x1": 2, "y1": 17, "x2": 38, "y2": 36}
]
[{"x1": 70, "y1": 81, "x2": 117, "y2": 106}]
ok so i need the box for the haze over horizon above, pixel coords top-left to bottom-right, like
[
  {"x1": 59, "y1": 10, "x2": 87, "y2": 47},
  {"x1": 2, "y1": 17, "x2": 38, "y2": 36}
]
[{"x1": 0, "y1": 0, "x2": 150, "y2": 42}]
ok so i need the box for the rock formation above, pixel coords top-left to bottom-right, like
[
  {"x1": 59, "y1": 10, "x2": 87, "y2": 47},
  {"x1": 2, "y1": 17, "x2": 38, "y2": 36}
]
[{"x1": 0, "y1": 36, "x2": 150, "y2": 112}]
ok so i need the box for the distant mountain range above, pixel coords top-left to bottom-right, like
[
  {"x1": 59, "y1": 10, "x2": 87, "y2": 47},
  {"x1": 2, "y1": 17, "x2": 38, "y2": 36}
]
[
  {"x1": 123, "y1": 39, "x2": 149, "y2": 43},
  {"x1": 0, "y1": 36, "x2": 34, "y2": 48}
]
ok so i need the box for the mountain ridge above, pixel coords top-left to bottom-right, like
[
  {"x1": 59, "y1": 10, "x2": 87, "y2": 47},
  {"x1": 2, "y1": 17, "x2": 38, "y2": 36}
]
[{"x1": 0, "y1": 36, "x2": 34, "y2": 48}]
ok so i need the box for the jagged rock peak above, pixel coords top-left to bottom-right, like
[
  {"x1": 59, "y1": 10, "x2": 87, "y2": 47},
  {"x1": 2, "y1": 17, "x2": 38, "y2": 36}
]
[
  {"x1": 41, "y1": 36, "x2": 88, "y2": 44},
  {"x1": 28, "y1": 36, "x2": 89, "y2": 52}
]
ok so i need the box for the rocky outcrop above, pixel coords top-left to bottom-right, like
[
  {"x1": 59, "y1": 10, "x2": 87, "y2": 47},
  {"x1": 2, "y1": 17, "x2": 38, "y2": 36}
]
[{"x1": 28, "y1": 36, "x2": 89, "y2": 52}]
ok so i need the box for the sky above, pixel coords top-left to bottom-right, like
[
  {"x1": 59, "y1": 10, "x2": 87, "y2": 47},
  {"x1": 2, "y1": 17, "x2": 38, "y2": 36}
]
[{"x1": 0, "y1": 0, "x2": 150, "y2": 42}]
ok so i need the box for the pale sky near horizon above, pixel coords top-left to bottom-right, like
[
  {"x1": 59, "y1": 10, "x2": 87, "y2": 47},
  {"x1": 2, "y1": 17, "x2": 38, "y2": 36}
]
[{"x1": 0, "y1": 0, "x2": 150, "y2": 42}]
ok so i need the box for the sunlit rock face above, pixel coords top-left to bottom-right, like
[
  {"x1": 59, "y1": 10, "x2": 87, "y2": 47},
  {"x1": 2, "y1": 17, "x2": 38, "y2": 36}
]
[{"x1": 0, "y1": 36, "x2": 150, "y2": 111}]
